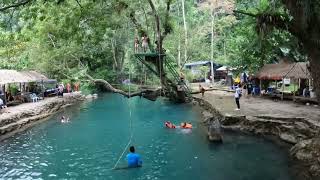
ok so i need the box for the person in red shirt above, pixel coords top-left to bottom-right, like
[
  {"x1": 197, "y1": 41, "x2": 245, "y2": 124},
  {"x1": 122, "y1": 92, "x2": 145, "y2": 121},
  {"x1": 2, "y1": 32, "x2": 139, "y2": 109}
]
[
  {"x1": 74, "y1": 82, "x2": 80, "y2": 92},
  {"x1": 66, "y1": 83, "x2": 71, "y2": 93}
]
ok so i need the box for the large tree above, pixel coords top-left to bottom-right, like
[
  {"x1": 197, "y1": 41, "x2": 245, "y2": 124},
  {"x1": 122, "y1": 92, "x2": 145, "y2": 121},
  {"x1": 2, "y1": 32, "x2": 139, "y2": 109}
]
[{"x1": 235, "y1": 0, "x2": 320, "y2": 102}]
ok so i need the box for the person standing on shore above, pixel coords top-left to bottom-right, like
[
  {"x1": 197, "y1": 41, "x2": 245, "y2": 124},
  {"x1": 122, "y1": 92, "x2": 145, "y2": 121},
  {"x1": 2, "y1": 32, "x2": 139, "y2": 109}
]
[
  {"x1": 58, "y1": 84, "x2": 64, "y2": 97},
  {"x1": 234, "y1": 84, "x2": 242, "y2": 110},
  {"x1": 74, "y1": 82, "x2": 80, "y2": 92},
  {"x1": 66, "y1": 83, "x2": 71, "y2": 93},
  {"x1": 199, "y1": 84, "x2": 205, "y2": 98}
]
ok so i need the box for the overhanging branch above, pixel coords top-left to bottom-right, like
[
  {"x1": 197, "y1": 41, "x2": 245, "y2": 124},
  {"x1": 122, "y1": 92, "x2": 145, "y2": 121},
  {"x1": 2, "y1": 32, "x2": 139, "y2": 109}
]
[
  {"x1": 233, "y1": 10, "x2": 257, "y2": 17},
  {"x1": 74, "y1": 0, "x2": 83, "y2": 9},
  {"x1": 0, "y1": 0, "x2": 31, "y2": 12},
  {"x1": 234, "y1": 9, "x2": 294, "y2": 36},
  {"x1": 85, "y1": 74, "x2": 160, "y2": 100}
]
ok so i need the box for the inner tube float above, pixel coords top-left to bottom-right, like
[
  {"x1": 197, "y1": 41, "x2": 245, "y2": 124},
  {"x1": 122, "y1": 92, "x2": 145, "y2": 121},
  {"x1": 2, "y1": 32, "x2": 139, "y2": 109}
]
[
  {"x1": 165, "y1": 121, "x2": 176, "y2": 129},
  {"x1": 180, "y1": 123, "x2": 192, "y2": 129}
]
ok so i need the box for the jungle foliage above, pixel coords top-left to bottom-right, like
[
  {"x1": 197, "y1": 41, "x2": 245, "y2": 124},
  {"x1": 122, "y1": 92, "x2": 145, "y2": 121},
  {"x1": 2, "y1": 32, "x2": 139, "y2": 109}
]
[{"x1": 0, "y1": 0, "x2": 317, "y2": 97}]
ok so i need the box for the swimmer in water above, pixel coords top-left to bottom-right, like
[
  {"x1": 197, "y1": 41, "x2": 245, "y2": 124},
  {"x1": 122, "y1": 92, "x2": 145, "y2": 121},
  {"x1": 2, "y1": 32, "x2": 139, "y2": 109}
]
[
  {"x1": 60, "y1": 116, "x2": 66, "y2": 123},
  {"x1": 126, "y1": 146, "x2": 142, "y2": 168},
  {"x1": 60, "y1": 116, "x2": 69, "y2": 123}
]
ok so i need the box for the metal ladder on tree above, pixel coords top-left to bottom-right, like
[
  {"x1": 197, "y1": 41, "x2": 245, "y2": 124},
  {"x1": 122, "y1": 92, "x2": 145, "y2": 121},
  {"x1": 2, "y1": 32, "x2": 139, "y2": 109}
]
[{"x1": 163, "y1": 56, "x2": 192, "y2": 97}]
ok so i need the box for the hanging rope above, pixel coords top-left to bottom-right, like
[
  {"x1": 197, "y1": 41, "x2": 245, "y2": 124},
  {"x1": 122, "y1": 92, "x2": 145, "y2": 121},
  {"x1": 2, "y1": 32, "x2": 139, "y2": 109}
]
[
  {"x1": 111, "y1": 45, "x2": 134, "y2": 170},
  {"x1": 158, "y1": 19, "x2": 163, "y2": 97}
]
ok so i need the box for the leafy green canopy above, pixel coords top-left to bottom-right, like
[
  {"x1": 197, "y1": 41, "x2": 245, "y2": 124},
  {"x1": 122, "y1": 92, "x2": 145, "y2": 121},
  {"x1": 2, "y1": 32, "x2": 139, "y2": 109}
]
[{"x1": 0, "y1": 0, "x2": 308, "y2": 85}]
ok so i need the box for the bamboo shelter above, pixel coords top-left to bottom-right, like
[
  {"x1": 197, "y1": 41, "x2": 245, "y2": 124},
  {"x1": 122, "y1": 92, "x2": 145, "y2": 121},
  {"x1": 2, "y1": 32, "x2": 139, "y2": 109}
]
[
  {"x1": 0, "y1": 70, "x2": 51, "y2": 105},
  {"x1": 256, "y1": 62, "x2": 310, "y2": 81},
  {"x1": 256, "y1": 60, "x2": 313, "y2": 101}
]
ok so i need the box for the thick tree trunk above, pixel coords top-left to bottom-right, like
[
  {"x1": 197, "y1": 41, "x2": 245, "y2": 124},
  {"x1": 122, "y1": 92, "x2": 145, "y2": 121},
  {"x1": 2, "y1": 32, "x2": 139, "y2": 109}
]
[
  {"x1": 181, "y1": 0, "x2": 188, "y2": 63},
  {"x1": 177, "y1": 4, "x2": 181, "y2": 68},
  {"x1": 234, "y1": 1, "x2": 320, "y2": 102},
  {"x1": 111, "y1": 38, "x2": 118, "y2": 71},
  {"x1": 281, "y1": 0, "x2": 320, "y2": 102},
  {"x1": 211, "y1": 13, "x2": 214, "y2": 62},
  {"x1": 306, "y1": 46, "x2": 320, "y2": 102},
  {"x1": 147, "y1": 0, "x2": 161, "y2": 52}
]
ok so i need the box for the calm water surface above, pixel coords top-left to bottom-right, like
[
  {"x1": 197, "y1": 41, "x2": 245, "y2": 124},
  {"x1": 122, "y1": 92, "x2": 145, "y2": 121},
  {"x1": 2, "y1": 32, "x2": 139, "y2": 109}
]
[{"x1": 0, "y1": 94, "x2": 292, "y2": 180}]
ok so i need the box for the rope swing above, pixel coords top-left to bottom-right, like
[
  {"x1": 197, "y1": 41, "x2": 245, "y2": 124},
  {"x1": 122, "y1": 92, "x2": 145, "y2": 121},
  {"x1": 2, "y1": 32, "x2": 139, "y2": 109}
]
[{"x1": 112, "y1": 45, "x2": 134, "y2": 170}]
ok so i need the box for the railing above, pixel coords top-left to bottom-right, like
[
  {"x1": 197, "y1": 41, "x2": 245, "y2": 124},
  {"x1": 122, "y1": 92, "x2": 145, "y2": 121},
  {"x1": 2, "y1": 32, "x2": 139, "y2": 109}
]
[{"x1": 134, "y1": 51, "x2": 192, "y2": 98}]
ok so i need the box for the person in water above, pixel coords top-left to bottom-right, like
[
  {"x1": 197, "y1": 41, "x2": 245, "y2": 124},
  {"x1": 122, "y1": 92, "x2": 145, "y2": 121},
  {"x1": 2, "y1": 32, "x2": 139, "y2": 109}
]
[
  {"x1": 180, "y1": 122, "x2": 192, "y2": 129},
  {"x1": 126, "y1": 146, "x2": 142, "y2": 168},
  {"x1": 60, "y1": 116, "x2": 69, "y2": 123}
]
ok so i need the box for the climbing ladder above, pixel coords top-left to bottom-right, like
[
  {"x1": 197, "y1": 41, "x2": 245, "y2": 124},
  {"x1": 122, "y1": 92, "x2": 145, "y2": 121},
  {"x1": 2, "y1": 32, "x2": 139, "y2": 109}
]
[{"x1": 163, "y1": 56, "x2": 192, "y2": 96}]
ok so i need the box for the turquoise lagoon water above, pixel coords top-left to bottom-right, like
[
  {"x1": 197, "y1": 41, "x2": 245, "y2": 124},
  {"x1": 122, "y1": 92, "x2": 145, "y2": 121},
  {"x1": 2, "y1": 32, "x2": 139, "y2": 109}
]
[{"x1": 0, "y1": 94, "x2": 292, "y2": 180}]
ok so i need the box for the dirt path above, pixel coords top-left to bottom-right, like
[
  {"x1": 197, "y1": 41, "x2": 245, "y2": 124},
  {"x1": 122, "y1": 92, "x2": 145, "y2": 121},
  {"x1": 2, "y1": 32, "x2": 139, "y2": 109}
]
[{"x1": 193, "y1": 90, "x2": 320, "y2": 124}]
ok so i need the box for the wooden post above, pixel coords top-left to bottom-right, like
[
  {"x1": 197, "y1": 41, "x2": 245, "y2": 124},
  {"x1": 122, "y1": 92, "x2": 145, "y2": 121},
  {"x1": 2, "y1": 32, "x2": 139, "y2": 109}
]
[
  {"x1": 42, "y1": 79, "x2": 44, "y2": 98},
  {"x1": 309, "y1": 78, "x2": 312, "y2": 89},
  {"x1": 3, "y1": 84, "x2": 6, "y2": 105},
  {"x1": 259, "y1": 79, "x2": 262, "y2": 96},
  {"x1": 293, "y1": 79, "x2": 296, "y2": 101},
  {"x1": 281, "y1": 78, "x2": 284, "y2": 100}
]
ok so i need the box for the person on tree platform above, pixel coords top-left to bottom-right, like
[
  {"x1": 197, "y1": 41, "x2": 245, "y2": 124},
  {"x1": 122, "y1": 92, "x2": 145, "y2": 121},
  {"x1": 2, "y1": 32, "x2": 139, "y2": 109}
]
[
  {"x1": 134, "y1": 37, "x2": 140, "y2": 52},
  {"x1": 199, "y1": 84, "x2": 205, "y2": 97},
  {"x1": 142, "y1": 35, "x2": 149, "y2": 52}
]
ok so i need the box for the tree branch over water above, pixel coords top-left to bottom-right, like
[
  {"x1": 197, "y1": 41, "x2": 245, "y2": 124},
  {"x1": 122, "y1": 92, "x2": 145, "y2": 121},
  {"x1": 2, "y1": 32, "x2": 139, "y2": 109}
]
[{"x1": 85, "y1": 74, "x2": 160, "y2": 100}]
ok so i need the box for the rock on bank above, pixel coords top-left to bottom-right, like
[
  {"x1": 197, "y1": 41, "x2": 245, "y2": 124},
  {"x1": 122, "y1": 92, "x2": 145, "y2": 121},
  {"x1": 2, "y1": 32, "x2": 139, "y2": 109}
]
[
  {"x1": 193, "y1": 95, "x2": 320, "y2": 180},
  {"x1": 0, "y1": 93, "x2": 85, "y2": 140}
]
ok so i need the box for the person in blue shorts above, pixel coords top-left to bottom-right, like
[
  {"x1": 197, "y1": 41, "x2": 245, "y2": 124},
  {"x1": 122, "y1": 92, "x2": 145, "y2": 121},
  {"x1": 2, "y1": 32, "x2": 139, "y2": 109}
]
[{"x1": 126, "y1": 146, "x2": 142, "y2": 168}]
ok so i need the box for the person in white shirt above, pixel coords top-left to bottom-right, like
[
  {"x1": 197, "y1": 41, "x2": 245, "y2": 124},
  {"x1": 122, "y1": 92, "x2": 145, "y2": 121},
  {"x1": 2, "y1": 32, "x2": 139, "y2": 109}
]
[
  {"x1": 0, "y1": 98, "x2": 7, "y2": 109},
  {"x1": 234, "y1": 84, "x2": 242, "y2": 110}
]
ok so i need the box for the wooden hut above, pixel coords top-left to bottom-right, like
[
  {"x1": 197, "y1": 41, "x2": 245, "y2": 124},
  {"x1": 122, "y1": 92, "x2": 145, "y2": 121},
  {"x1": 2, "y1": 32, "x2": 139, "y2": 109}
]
[
  {"x1": 0, "y1": 70, "x2": 51, "y2": 105},
  {"x1": 256, "y1": 60, "x2": 313, "y2": 101}
]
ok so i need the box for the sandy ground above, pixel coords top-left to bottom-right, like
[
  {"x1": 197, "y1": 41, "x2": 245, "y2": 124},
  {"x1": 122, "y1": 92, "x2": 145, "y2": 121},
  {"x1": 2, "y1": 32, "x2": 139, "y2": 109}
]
[{"x1": 192, "y1": 87, "x2": 320, "y2": 125}]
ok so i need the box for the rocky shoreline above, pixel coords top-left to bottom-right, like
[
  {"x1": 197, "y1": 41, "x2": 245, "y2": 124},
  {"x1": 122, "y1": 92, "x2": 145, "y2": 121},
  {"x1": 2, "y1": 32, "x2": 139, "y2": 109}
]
[
  {"x1": 0, "y1": 93, "x2": 86, "y2": 141},
  {"x1": 193, "y1": 97, "x2": 320, "y2": 180}
]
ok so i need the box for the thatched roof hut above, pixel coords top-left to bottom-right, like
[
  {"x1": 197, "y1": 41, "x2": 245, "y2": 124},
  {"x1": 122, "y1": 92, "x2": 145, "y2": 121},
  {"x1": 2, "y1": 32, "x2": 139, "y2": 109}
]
[
  {"x1": 20, "y1": 71, "x2": 48, "y2": 82},
  {"x1": 256, "y1": 61, "x2": 310, "y2": 80},
  {"x1": 0, "y1": 70, "x2": 49, "y2": 84}
]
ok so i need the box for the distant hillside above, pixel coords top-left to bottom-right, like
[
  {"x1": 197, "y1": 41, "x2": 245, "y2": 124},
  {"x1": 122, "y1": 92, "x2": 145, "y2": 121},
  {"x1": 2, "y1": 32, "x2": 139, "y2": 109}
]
[{"x1": 196, "y1": 0, "x2": 234, "y2": 14}]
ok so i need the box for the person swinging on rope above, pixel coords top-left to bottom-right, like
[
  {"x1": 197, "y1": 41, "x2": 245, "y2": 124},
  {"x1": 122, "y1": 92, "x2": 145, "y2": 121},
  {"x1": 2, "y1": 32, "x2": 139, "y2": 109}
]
[{"x1": 126, "y1": 146, "x2": 142, "y2": 168}]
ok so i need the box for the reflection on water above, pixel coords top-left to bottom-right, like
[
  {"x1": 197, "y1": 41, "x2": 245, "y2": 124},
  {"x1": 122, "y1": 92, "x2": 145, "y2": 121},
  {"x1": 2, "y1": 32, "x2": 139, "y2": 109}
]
[{"x1": 0, "y1": 94, "x2": 292, "y2": 180}]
